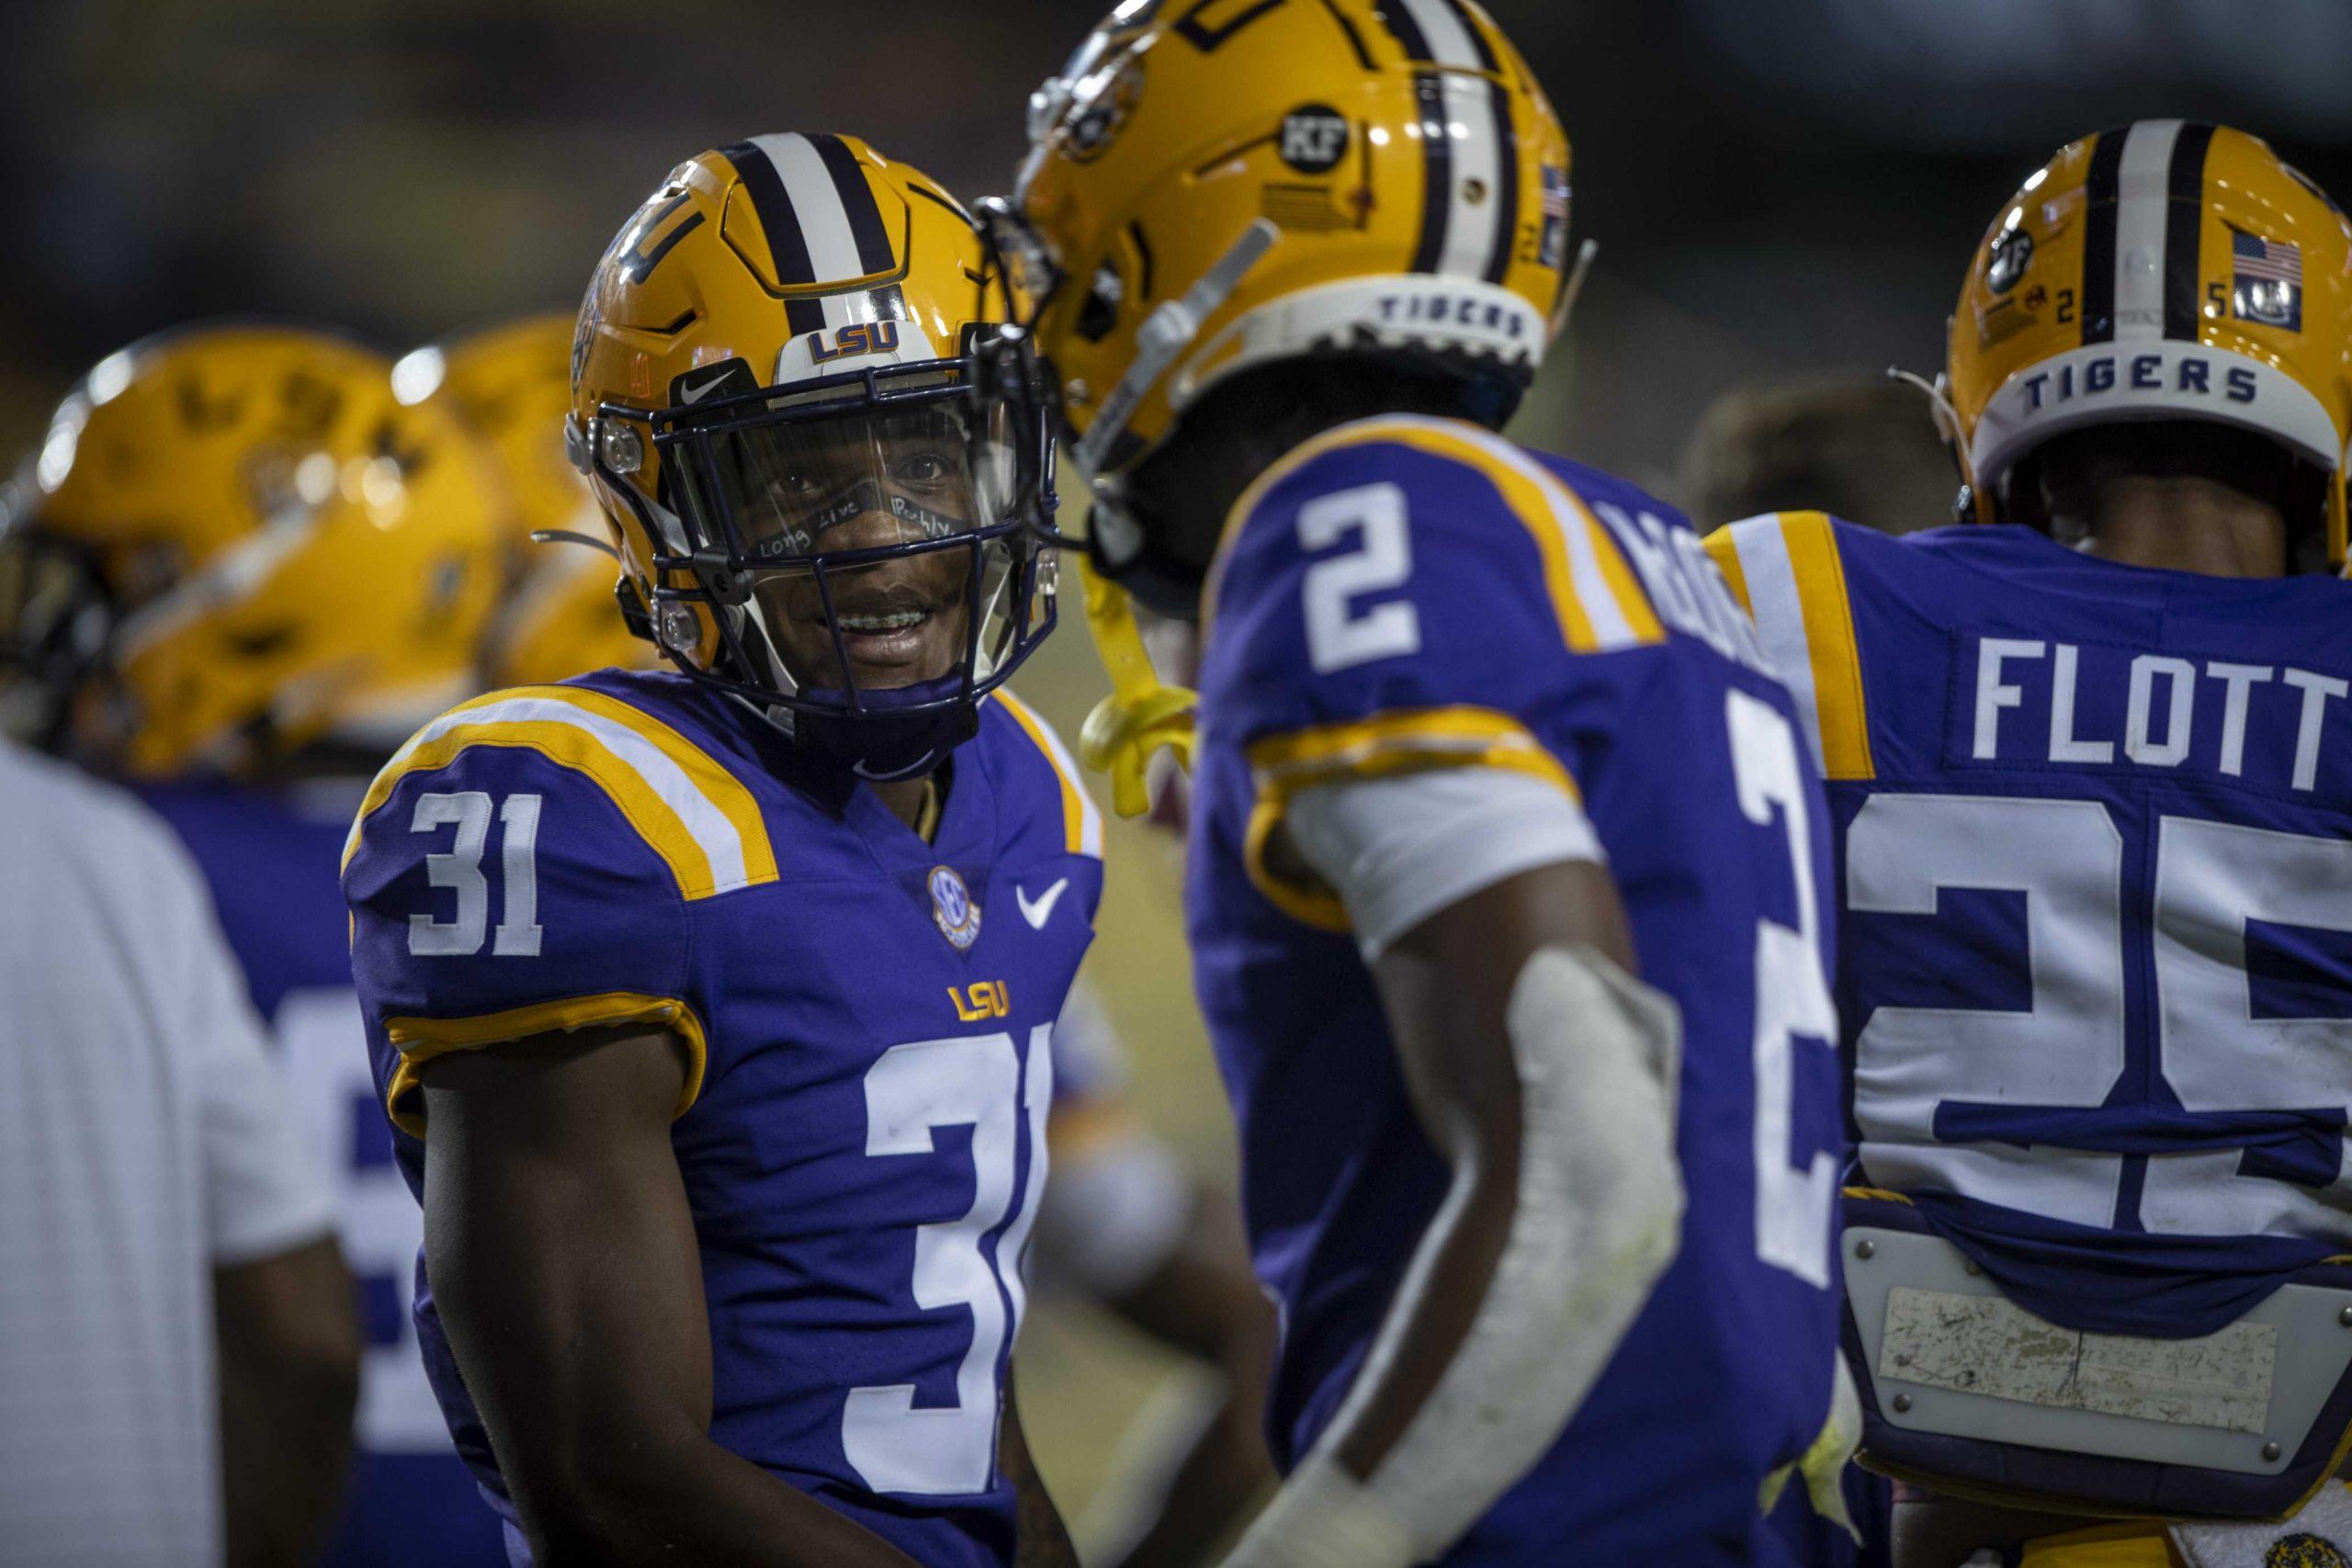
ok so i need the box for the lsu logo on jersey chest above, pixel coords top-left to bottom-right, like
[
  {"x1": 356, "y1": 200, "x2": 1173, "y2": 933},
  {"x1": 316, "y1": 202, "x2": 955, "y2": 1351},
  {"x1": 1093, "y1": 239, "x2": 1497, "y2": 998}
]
[{"x1": 949, "y1": 980, "x2": 1011, "y2": 1021}]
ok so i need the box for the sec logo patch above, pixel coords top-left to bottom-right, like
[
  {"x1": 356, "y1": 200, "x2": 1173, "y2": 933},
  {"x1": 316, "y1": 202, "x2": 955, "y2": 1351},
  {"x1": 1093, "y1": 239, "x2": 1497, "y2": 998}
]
[
  {"x1": 930, "y1": 864, "x2": 982, "y2": 951},
  {"x1": 2267, "y1": 1535, "x2": 2351, "y2": 1568}
]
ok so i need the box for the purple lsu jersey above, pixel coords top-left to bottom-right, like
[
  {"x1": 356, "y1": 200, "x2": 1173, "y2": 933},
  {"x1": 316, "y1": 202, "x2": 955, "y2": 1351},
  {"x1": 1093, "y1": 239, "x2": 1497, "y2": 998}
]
[
  {"x1": 1713, "y1": 515, "x2": 2352, "y2": 1341},
  {"x1": 134, "y1": 778, "x2": 505, "y2": 1567},
  {"x1": 342, "y1": 669, "x2": 1102, "y2": 1565},
  {"x1": 1190, "y1": 416, "x2": 1849, "y2": 1564}
]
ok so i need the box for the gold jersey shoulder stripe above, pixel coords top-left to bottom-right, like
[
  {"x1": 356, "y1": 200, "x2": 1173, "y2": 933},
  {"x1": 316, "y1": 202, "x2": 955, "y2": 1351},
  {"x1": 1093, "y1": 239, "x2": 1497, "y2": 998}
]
[
  {"x1": 380, "y1": 989, "x2": 708, "y2": 1139},
  {"x1": 1714, "y1": 513, "x2": 1875, "y2": 782},
  {"x1": 1241, "y1": 705, "x2": 1580, "y2": 931},
  {"x1": 995, "y1": 689, "x2": 1104, "y2": 858},
  {"x1": 1246, "y1": 705, "x2": 1579, "y2": 800},
  {"x1": 343, "y1": 685, "x2": 778, "y2": 901},
  {"x1": 1701, "y1": 525, "x2": 1754, "y2": 615}
]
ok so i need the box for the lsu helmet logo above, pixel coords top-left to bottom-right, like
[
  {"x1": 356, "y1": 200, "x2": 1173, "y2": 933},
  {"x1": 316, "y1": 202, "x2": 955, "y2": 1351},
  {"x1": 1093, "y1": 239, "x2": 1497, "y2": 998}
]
[
  {"x1": 929, "y1": 863, "x2": 982, "y2": 951},
  {"x1": 809, "y1": 321, "x2": 901, "y2": 365}
]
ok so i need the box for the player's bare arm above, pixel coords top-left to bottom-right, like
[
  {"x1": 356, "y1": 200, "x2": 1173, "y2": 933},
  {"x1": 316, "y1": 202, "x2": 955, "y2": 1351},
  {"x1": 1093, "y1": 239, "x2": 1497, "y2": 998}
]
[
  {"x1": 1329, "y1": 858, "x2": 1644, "y2": 1473},
  {"x1": 1225, "y1": 845, "x2": 1684, "y2": 1564},
  {"x1": 1092, "y1": 1211, "x2": 1277, "y2": 1568},
  {"x1": 420, "y1": 1024, "x2": 918, "y2": 1567},
  {"x1": 1000, "y1": 1381, "x2": 1077, "y2": 1568},
  {"x1": 214, "y1": 1235, "x2": 361, "y2": 1568}
]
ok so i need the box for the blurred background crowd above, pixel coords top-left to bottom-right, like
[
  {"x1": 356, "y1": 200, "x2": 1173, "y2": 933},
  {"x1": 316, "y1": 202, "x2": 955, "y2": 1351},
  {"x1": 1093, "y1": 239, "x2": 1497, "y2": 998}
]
[{"x1": 2, "y1": 0, "x2": 2349, "y2": 1554}]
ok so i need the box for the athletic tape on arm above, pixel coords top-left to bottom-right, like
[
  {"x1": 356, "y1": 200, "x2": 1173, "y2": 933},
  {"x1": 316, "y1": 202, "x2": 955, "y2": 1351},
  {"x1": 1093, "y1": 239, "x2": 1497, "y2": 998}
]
[{"x1": 1224, "y1": 943, "x2": 1688, "y2": 1565}]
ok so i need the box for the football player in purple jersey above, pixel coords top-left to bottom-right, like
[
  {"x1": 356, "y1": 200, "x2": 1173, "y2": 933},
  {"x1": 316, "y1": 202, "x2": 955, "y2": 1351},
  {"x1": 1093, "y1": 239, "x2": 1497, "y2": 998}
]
[
  {"x1": 997, "y1": 4, "x2": 1857, "y2": 1561},
  {"x1": 345, "y1": 137, "x2": 1091, "y2": 1565}
]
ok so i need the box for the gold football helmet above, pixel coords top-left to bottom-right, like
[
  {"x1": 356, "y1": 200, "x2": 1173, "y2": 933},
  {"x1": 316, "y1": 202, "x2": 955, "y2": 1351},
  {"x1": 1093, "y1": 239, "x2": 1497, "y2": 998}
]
[
  {"x1": 0, "y1": 322, "x2": 500, "y2": 776},
  {"x1": 1946, "y1": 120, "x2": 2352, "y2": 570},
  {"x1": 1007, "y1": 0, "x2": 1571, "y2": 530},
  {"x1": 394, "y1": 315, "x2": 658, "y2": 688},
  {"x1": 999, "y1": 0, "x2": 1572, "y2": 810},
  {"x1": 568, "y1": 133, "x2": 1057, "y2": 780}
]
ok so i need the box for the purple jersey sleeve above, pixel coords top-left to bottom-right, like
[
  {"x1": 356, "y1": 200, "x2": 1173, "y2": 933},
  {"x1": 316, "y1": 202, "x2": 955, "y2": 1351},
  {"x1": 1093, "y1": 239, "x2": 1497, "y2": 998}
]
[
  {"x1": 342, "y1": 694, "x2": 706, "y2": 1135},
  {"x1": 1199, "y1": 416, "x2": 1668, "y2": 920}
]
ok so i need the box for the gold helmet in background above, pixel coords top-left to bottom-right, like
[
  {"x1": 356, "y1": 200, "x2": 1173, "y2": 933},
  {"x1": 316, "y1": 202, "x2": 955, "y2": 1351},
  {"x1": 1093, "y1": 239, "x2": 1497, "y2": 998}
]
[
  {"x1": 393, "y1": 315, "x2": 658, "y2": 688},
  {"x1": 0, "y1": 322, "x2": 500, "y2": 776},
  {"x1": 1945, "y1": 120, "x2": 2352, "y2": 570},
  {"x1": 568, "y1": 133, "x2": 1057, "y2": 780}
]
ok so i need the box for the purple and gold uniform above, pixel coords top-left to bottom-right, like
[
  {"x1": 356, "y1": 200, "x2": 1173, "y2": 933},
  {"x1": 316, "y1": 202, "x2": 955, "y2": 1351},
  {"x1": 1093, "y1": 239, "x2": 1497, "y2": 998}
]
[
  {"x1": 1188, "y1": 415, "x2": 1849, "y2": 1563},
  {"x1": 1712, "y1": 513, "x2": 2352, "y2": 1518},
  {"x1": 342, "y1": 669, "x2": 1102, "y2": 1564}
]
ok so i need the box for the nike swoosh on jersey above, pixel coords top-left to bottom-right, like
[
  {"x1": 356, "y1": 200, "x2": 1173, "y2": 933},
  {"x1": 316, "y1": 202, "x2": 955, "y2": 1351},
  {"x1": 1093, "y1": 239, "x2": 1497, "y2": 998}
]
[{"x1": 1016, "y1": 878, "x2": 1069, "y2": 930}]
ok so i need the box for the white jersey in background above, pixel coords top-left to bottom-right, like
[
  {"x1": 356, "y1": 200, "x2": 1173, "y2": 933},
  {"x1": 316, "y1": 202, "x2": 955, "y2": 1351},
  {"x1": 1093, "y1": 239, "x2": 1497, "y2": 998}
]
[{"x1": 0, "y1": 741, "x2": 334, "y2": 1568}]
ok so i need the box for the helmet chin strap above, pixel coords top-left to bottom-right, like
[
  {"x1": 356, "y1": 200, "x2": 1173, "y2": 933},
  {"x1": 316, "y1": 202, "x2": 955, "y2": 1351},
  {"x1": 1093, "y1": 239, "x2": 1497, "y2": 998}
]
[
  {"x1": 1087, "y1": 479, "x2": 1148, "y2": 569},
  {"x1": 1074, "y1": 218, "x2": 1282, "y2": 479},
  {"x1": 853, "y1": 747, "x2": 940, "y2": 783},
  {"x1": 1076, "y1": 556, "x2": 1194, "y2": 819}
]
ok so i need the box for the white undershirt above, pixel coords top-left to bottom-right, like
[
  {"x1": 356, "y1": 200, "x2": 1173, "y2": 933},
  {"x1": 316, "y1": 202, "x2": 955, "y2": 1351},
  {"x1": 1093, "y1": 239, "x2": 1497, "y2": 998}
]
[
  {"x1": 0, "y1": 742, "x2": 334, "y2": 1567},
  {"x1": 1285, "y1": 765, "x2": 1605, "y2": 958}
]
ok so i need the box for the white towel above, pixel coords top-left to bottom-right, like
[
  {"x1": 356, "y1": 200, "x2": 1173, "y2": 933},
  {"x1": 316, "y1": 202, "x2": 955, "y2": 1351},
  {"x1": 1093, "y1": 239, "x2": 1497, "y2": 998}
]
[{"x1": 2172, "y1": 1483, "x2": 2352, "y2": 1568}]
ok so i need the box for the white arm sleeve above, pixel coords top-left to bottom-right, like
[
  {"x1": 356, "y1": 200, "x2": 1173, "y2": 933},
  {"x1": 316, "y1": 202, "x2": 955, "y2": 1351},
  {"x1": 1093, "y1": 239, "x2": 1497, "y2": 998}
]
[
  {"x1": 1229, "y1": 946, "x2": 1686, "y2": 1566},
  {"x1": 156, "y1": 851, "x2": 335, "y2": 1266},
  {"x1": 1284, "y1": 766, "x2": 1605, "y2": 959}
]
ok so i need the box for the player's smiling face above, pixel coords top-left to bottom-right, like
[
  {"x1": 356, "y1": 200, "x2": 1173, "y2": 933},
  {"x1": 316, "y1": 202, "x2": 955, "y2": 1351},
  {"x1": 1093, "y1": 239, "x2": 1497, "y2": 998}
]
[
  {"x1": 761, "y1": 547, "x2": 972, "y2": 694},
  {"x1": 724, "y1": 407, "x2": 979, "y2": 694}
]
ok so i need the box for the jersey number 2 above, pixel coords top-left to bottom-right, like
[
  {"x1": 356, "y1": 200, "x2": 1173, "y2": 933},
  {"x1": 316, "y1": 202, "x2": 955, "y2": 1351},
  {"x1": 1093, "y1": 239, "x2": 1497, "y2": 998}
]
[
  {"x1": 1729, "y1": 689, "x2": 1840, "y2": 1289},
  {"x1": 1299, "y1": 481, "x2": 1421, "y2": 673},
  {"x1": 406, "y1": 791, "x2": 543, "y2": 957}
]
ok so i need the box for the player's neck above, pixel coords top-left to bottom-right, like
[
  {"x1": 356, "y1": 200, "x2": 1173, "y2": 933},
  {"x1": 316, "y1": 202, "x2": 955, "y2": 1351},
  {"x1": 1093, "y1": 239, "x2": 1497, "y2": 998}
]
[
  {"x1": 1125, "y1": 365, "x2": 1486, "y2": 612},
  {"x1": 869, "y1": 771, "x2": 943, "y2": 840},
  {"x1": 2060, "y1": 474, "x2": 2288, "y2": 579}
]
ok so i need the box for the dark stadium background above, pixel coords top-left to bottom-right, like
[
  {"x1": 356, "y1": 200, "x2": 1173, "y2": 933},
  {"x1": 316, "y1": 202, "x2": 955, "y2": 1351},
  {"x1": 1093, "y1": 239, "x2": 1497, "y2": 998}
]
[{"x1": 5, "y1": 0, "x2": 2346, "y2": 1527}]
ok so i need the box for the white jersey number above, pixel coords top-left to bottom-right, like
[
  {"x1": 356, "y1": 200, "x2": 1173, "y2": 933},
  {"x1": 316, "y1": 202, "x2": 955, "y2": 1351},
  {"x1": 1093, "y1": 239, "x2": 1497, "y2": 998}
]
[
  {"x1": 842, "y1": 1024, "x2": 1053, "y2": 1497},
  {"x1": 1298, "y1": 482, "x2": 1421, "y2": 674},
  {"x1": 405, "y1": 791, "x2": 543, "y2": 958},
  {"x1": 1727, "y1": 689, "x2": 1840, "y2": 1289},
  {"x1": 1848, "y1": 795, "x2": 2352, "y2": 1236}
]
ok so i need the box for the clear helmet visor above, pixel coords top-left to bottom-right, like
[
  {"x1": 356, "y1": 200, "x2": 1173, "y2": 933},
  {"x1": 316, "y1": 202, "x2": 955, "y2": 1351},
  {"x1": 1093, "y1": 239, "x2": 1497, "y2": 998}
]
[
  {"x1": 704, "y1": 396, "x2": 1014, "y2": 559},
  {"x1": 673, "y1": 389, "x2": 1035, "y2": 705}
]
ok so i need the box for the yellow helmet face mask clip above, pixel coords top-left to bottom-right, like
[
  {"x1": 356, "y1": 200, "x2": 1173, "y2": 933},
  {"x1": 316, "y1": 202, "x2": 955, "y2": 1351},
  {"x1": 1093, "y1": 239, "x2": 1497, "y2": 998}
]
[
  {"x1": 1075, "y1": 554, "x2": 1195, "y2": 818},
  {"x1": 0, "y1": 323, "x2": 502, "y2": 776},
  {"x1": 1944, "y1": 120, "x2": 2352, "y2": 572}
]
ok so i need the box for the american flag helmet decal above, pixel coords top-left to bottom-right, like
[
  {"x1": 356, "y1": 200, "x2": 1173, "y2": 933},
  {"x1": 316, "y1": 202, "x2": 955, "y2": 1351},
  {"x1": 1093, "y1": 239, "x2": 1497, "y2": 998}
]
[{"x1": 2231, "y1": 226, "x2": 2304, "y2": 330}]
